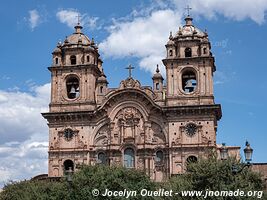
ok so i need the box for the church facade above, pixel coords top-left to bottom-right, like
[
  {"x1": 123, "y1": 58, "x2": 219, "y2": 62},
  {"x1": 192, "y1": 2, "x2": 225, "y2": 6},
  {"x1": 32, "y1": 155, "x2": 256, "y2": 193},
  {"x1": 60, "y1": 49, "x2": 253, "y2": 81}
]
[{"x1": 42, "y1": 15, "x2": 239, "y2": 181}]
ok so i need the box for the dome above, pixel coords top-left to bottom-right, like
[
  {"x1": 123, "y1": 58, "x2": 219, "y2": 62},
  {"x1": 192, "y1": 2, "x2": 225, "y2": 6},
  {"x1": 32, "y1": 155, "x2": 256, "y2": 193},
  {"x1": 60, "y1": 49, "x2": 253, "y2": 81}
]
[
  {"x1": 98, "y1": 75, "x2": 107, "y2": 82},
  {"x1": 175, "y1": 16, "x2": 207, "y2": 38},
  {"x1": 97, "y1": 71, "x2": 108, "y2": 83},
  {"x1": 52, "y1": 46, "x2": 61, "y2": 54},
  {"x1": 152, "y1": 65, "x2": 164, "y2": 80},
  {"x1": 66, "y1": 33, "x2": 91, "y2": 45},
  {"x1": 63, "y1": 24, "x2": 91, "y2": 46}
]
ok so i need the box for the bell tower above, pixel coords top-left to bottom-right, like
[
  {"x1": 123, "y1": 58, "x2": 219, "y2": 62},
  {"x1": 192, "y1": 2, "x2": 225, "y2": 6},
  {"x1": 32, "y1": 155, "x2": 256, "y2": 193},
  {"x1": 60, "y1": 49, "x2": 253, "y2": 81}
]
[
  {"x1": 50, "y1": 23, "x2": 104, "y2": 112},
  {"x1": 163, "y1": 15, "x2": 215, "y2": 106}
]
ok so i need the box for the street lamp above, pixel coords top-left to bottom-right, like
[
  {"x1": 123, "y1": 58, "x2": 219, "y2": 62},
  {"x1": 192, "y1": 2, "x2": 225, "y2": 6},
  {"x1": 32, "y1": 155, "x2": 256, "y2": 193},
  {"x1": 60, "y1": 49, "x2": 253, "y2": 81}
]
[
  {"x1": 244, "y1": 141, "x2": 253, "y2": 164},
  {"x1": 219, "y1": 141, "x2": 253, "y2": 174},
  {"x1": 220, "y1": 143, "x2": 228, "y2": 160}
]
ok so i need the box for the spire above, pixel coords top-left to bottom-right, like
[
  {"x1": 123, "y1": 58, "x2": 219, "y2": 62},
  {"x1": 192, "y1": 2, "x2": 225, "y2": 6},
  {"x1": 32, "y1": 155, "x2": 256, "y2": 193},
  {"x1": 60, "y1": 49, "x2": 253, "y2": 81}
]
[
  {"x1": 156, "y1": 64, "x2": 160, "y2": 73},
  {"x1": 152, "y1": 64, "x2": 163, "y2": 80},
  {"x1": 184, "y1": 5, "x2": 193, "y2": 26},
  {"x1": 74, "y1": 14, "x2": 83, "y2": 33},
  {"x1": 169, "y1": 31, "x2": 173, "y2": 40}
]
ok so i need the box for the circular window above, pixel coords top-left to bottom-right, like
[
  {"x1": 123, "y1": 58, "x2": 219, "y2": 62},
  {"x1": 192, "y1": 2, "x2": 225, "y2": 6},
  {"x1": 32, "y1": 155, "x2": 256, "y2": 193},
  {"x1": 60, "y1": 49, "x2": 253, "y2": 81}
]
[
  {"x1": 64, "y1": 129, "x2": 74, "y2": 141},
  {"x1": 185, "y1": 123, "x2": 197, "y2": 137}
]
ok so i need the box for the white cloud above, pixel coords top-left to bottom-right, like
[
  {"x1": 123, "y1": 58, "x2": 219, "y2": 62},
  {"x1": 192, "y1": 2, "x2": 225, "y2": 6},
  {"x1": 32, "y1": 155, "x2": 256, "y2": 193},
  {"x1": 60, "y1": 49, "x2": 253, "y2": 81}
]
[
  {"x1": 56, "y1": 9, "x2": 99, "y2": 30},
  {"x1": 28, "y1": 10, "x2": 40, "y2": 30},
  {"x1": 172, "y1": 0, "x2": 267, "y2": 24},
  {"x1": 99, "y1": 9, "x2": 182, "y2": 74},
  {"x1": 0, "y1": 83, "x2": 50, "y2": 187},
  {"x1": 99, "y1": 0, "x2": 267, "y2": 75},
  {"x1": 0, "y1": 84, "x2": 50, "y2": 144}
]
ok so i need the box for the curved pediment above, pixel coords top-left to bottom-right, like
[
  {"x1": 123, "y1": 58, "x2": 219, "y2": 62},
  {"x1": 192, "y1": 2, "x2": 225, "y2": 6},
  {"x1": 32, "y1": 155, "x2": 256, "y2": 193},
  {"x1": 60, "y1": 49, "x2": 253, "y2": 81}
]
[{"x1": 97, "y1": 88, "x2": 161, "y2": 116}]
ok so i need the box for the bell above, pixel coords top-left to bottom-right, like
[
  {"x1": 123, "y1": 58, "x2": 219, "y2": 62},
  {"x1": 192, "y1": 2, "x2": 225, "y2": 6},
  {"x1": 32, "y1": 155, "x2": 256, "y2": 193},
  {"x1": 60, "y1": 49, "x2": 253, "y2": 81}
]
[
  {"x1": 69, "y1": 86, "x2": 76, "y2": 95},
  {"x1": 185, "y1": 80, "x2": 196, "y2": 92}
]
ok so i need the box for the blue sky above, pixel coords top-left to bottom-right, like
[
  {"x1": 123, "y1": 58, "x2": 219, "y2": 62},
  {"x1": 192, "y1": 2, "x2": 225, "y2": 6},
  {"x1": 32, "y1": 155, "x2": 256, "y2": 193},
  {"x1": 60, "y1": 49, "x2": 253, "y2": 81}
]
[{"x1": 0, "y1": 0, "x2": 267, "y2": 187}]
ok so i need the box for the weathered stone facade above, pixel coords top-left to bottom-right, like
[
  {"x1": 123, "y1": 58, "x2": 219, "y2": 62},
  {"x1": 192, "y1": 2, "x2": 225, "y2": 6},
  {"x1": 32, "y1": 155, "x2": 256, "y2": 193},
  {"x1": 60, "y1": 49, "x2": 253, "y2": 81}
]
[{"x1": 42, "y1": 16, "x2": 239, "y2": 181}]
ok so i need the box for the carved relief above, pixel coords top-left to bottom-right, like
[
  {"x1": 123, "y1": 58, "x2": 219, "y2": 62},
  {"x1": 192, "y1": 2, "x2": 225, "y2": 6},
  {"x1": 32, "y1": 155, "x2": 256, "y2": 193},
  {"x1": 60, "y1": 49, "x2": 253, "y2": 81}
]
[
  {"x1": 114, "y1": 107, "x2": 144, "y2": 143},
  {"x1": 94, "y1": 125, "x2": 109, "y2": 146},
  {"x1": 151, "y1": 122, "x2": 165, "y2": 144},
  {"x1": 119, "y1": 77, "x2": 141, "y2": 89}
]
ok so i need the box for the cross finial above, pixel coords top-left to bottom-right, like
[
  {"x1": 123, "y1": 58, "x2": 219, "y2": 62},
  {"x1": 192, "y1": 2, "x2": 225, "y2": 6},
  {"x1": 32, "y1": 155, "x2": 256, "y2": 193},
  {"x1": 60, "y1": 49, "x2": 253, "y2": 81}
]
[
  {"x1": 185, "y1": 5, "x2": 192, "y2": 16},
  {"x1": 77, "y1": 13, "x2": 81, "y2": 25},
  {"x1": 125, "y1": 64, "x2": 135, "y2": 78}
]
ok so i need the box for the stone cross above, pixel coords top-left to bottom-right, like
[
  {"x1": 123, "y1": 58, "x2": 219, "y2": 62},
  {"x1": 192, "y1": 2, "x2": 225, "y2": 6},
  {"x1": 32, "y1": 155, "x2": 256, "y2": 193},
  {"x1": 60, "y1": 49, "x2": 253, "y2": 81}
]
[
  {"x1": 185, "y1": 5, "x2": 192, "y2": 16},
  {"x1": 125, "y1": 65, "x2": 135, "y2": 78},
  {"x1": 76, "y1": 14, "x2": 81, "y2": 25}
]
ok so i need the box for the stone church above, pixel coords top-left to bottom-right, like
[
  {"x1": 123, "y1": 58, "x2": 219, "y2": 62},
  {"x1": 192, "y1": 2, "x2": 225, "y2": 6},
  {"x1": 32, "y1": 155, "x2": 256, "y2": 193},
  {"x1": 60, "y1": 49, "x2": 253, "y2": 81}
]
[{"x1": 42, "y1": 15, "x2": 239, "y2": 181}]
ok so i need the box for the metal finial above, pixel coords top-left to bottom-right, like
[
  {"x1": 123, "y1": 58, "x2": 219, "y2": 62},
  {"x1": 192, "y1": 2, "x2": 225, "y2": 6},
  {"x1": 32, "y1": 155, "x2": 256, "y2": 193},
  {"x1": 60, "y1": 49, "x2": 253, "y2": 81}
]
[
  {"x1": 125, "y1": 64, "x2": 135, "y2": 78},
  {"x1": 169, "y1": 31, "x2": 173, "y2": 39},
  {"x1": 156, "y1": 64, "x2": 160, "y2": 73},
  {"x1": 185, "y1": 5, "x2": 192, "y2": 16},
  {"x1": 77, "y1": 14, "x2": 81, "y2": 25}
]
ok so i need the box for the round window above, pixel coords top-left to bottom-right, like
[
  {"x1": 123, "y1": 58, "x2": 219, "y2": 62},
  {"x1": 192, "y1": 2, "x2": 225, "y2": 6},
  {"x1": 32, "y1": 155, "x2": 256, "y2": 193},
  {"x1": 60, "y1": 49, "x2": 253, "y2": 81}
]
[
  {"x1": 64, "y1": 128, "x2": 74, "y2": 141},
  {"x1": 185, "y1": 123, "x2": 197, "y2": 137}
]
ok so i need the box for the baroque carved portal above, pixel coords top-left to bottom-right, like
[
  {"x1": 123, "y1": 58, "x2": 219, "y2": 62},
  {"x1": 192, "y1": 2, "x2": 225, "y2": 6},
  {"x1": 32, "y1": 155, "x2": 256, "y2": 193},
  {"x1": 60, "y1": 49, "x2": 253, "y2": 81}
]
[
  {"x1": 115, "y1": 107, "x2": 143, "y2": 143},
  {"x1": 94, "y1": 107, "x2": 166, "y2": 147}
]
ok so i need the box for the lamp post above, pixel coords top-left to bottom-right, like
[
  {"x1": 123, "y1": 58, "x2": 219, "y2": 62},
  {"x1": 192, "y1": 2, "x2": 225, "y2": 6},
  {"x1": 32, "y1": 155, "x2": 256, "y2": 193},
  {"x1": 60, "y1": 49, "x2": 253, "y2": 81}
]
[
  {"x1": 220, "y1": 143, "x2": 228, "y2": 160},
  {"x1": 219, "y1": 141, "x2": 253, "y2": 174},
  {"x1": 244, "y1": 141, "x2": 253, "y2": 164}
]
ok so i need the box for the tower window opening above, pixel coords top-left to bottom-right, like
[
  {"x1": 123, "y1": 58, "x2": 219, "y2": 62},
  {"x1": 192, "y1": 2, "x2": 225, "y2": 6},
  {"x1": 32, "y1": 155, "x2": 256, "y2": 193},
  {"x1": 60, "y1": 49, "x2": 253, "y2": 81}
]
[
  {"x1": 182, "y1": 71, "x2": 197, "y2": 93},
  {"x1": 169, "y1": 49, "x2": 173, "y2": 57},
  {"x1": 66, "y1": 77, "x2": 80, "y2": 99},
  {"x1": 156, "y1": 83, "x2": 159, "y2": 90},
  {"x1": 87, "y1": 55, "x2": 90, "y2": 62},
  {"x1": 203, "y1": 47, "x2": 207, "y2": 55},
  {"x1": 185, "y1": 47, "x2": 192, "y2": 57},
  {"x1": 70, "y1": 55, "x2": 76, "y2": 65},
  {"x1": 55, "y1": 57, "x2": 58, "y2": 65},
  {"x1": 100, "y1": 86, "x2": 103, "y2": 94}
]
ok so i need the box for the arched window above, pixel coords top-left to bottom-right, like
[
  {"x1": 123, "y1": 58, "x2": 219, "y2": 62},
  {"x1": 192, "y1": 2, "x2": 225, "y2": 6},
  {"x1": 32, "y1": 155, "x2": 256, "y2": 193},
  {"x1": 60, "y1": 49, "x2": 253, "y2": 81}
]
[
  {"x1": 169, "y1": 49, "x2": 173, "y2": 57},
  {"x1": 124, "y1": 148, "x2": 134, "y2": 168},
  {"x1": 100, "y1": 86, "x2": 103, "y2": 94},
  {"x1": 66, "y1": 77, "x2": 80, "y2": 99},
  {"x1": 155, "y1": 150, "x2": 164, "y2": 163},
  {"x1": 97, "y1": 152, "x2": 107, "y2": 164},
  {"x1": 186, "y1": 155, "x2": 198, "y2": 163},
  {"x1": 63, "y1": 159, "x2": 74, "y2": 172},
  {"x1": 70, "y1": 55, "x2": 76, "y2": 65},
  {"x1": 55, "y1": 57, "x2": 58, "y2": 65},
  {"x1": 156, "y1": 83, "x2": 159, "y2": 90},
  {"x1": 203, "y1": 47, "x2": 207, "y2": 55},
  {"x1": 182, "y1": 70, "x2": 197, "y2": 93},
  {"x1": 87, "y1": 55, "x2": 90, "y2": 63},
  {"x1": 185, "y1": 47, "x2": 192, "y2": 57}
]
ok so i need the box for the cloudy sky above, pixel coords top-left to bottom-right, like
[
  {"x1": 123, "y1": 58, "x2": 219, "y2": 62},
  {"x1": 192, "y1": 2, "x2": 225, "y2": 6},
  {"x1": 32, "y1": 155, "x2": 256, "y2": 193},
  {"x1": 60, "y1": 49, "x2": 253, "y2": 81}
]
[{"x1": 0, "y1": 0, "x2": 267, "y2": 187}]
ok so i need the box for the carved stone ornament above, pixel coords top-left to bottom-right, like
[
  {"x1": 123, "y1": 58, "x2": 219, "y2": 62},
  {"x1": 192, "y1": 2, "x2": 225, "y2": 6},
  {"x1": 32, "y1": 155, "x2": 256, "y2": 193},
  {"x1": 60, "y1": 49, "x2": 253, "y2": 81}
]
[{"x1": 119, "y1": 77, "x2": 141, "y2": 89}]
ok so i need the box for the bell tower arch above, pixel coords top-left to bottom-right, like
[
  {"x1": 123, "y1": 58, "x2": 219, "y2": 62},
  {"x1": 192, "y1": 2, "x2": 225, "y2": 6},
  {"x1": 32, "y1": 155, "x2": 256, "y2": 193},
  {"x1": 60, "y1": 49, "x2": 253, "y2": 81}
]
[
  {"x1": 163, "y1": 15, "x2": 215, "y2": 106},
  {"x1": 49, "y1": 23, "x2": 105, "y2": 112}
]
